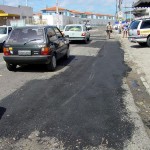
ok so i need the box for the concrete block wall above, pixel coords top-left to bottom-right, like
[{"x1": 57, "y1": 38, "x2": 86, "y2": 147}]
[{"x1": 42, "y1": 14, "x2": 114, "y2": 30}]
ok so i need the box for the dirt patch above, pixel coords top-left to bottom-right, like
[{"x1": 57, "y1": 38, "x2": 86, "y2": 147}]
[{"x1": 126, "y1": 61, "x2": 150, "y2": 137}]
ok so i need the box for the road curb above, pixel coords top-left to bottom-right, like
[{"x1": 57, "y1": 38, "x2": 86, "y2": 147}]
[{"x1": 116, "y1": 33, "x2": 150, "y2": 96}]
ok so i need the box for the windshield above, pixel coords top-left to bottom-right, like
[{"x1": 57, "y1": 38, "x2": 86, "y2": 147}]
[
  {"x1": 0, "y1": 27, "x2": 7, "y2": 34},
  {"x1": 65, "y1": 26, "x2": 82, "y2": 31},
  {"x1": 7, "y1": 27, "x2": 45, "y2": 44},
  {"x1": 129, "y1": 21, "x2": 140, "y2": 30}
]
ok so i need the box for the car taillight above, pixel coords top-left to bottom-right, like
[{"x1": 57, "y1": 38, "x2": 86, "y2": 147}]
[
  {"x1": 41, "y1": 47, "x2": 51, "y2": 55},
  {"x1": 137, "y1": 30, "x2": 140, "y2": 35},
  {"x1": 81, "y1": 32, "x2": 86, "y2": 36},
  {"x1": 3, "y1": 47, "x2": 10, "y2": 56}
]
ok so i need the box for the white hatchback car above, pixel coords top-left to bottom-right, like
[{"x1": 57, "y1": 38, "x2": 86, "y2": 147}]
[{"x1": 63, "y1": 24, "x2": 90, "y2": 43}]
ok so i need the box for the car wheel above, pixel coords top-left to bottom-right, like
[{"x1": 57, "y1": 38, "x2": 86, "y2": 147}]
[
  {"x1": 147, "y1": 36, "x2": 150, "y2": 47},
  {"x1": 64, "y1": 47, "x2": 70, "y2": 59},
  {"x1": 47, "y1": 54, "x2": 57, "y2": 71},
  {"x1": 138, "y1": 43, "x2": 147, "y2": 47},
  {"x1": 6, "y1": 63, "x2": 17, "y2": 71}
]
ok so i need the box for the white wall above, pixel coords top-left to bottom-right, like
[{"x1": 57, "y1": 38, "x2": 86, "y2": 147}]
[
  {"x1": 42, "y1": 15, "x2": 54, "y2": 25},
  {"x1": 41, "y1": 14, "x2": 114, "y2": 29}
]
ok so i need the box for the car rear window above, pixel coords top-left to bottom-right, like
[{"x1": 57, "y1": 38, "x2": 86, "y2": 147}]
[
  {"x1": 0, "y1": 27, "x2": 7, "y2": 34},
  {"x1": 129, "y1": 21, "x2": 140, "y2": 29},
  {"x1": 140, "y1": 20, "x2": 150, "y2": 29},
  {"x1": 7, "y1": 27, "x2": 45, "y2": 44},
  {"x1": 65, "y1": 26, "x2": 82, "y2": 31}
]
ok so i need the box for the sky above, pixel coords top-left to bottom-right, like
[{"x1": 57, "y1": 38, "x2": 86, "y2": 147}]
[{"x1": 1, "y1": 0, "x2": 135, "y2": 15}]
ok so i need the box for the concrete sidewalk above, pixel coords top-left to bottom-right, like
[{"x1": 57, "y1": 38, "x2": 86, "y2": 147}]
[{"x1": 116, "y1": 32, "x2": 150, "y2": 95}]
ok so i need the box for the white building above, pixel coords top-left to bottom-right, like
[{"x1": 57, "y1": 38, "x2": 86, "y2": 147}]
[
  {"x1": 38, "y1": 6, "x2": 115, "y2": 29},
  {"x1": 0, "y1": 5, "x2": 33, "y2": 25}
]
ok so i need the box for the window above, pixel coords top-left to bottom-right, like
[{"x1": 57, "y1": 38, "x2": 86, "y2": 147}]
[
  {"x1": 53, "y1": 27, "x2": 63, "y2": 38},
  {"x1": 129, "y1": 21, "x2": 140, "y2": 29},
  {"x1": 65, "y1": 26, "x2": 82, "y2": 31},
  {"x1": 47, "y1": 27, "x2": 57, "y2": 41},
  {"x1": 0, "y1": 27, "x2": 7, "y2": 34},
  {"x1": 140, "y1": 20, "x2": 150, "y2": 29},
  {"x1": 7, "y1": 27, "x2": 44, "y2": 44},
  {"x1": 8, "y1": 27, "x2": 12, "y2": 34}
]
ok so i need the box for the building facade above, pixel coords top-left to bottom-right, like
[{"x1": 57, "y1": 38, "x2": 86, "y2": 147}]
[
  {"x1": 0, "y1": 5, "x2": 33, "y2": 26},
  {"x1": 37, "y1": 6, "x2": 115, "y2": 29}
]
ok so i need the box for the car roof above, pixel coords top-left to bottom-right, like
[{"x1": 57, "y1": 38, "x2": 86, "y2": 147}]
[
  {"x1": 65, "y1": 24, "x2": 85, "y2": 26},
  {"x1": 0, "y1": 25, "x2": 12, "y2": 28},
  {"x1": 12, "y1": 25, "x2": 57, "y2": 29},
  {"x1": 134, "y1": 18, "x2": 150, "y2": 21}
]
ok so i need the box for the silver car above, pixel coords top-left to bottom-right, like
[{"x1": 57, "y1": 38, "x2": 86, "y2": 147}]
[
  {"x1": 128, "y1": 19, "x2": 150, "y2": 47},
  {"x1": 63, "y1": 24, "x2": 90, "y2": 43}
]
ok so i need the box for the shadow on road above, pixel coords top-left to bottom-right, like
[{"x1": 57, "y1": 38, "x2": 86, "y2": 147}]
[
  {"x1": 70, "y1": 35, "x2": 106, "y2": 45},
  {"x1": 130, "y1": 45, "x2": 148, "y2": 49},
  {"x1": 14, "y1": 55, "x2": 76, "y2": 73}
]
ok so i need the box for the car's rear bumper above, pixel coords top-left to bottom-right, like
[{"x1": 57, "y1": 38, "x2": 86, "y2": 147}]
[
  {"x1": 3, "y1": 55, "x2": 51, "y2": 65},
  {"x1": 68, "y1": 37, "x2": 86, "y2": 41},
  {"x1": 128, "y1": 36, "x2": 147, "y2": 43}
]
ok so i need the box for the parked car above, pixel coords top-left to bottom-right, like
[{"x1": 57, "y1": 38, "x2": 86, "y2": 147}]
[
  {"x1": 3, "y1": 25, "x2": 70, "y2": 71},
  {"x1": 0, "y1": 26, "x2": 12, "y2": 52},
  {"x1": 63, "y1": 24, "x2": 90, "y2": 43},
  {"x1": 128, "y1": 18, "x2": 150, "y2": 47}
]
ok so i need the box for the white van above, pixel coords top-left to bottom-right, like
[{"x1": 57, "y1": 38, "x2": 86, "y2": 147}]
[{"x1": 0, "y1": 26, "x2": 12, "y2": 52}]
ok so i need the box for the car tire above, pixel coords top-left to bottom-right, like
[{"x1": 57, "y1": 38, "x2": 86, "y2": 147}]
[
  {"x1": 64, "y1": 47, "x2": 70, "y2": 59},
  {"x1": 6, "y1": 63, "x2": 17, "y2": 71},
  {"x1": 47, "y1": 54, "x2": 57, "y2": 71},
  {"x1": 147, "y1": 36, "x2": 150, "y2": 47},
  {"x1": 138, "y1": 43, "x2": 147, "y2": 47}
]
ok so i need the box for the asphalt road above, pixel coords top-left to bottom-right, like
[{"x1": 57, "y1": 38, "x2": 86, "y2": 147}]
[{"x1": 0, "y1": 28, "x2": 149, "y2": 150}]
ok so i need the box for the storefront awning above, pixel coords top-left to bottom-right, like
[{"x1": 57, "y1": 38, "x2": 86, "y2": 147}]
[
  {"x1": 0, "y1": 10, "x2": 19, "y2": 17},
  {"x1": 133, "y1": 0, "x2": 150, "y2": 7}
]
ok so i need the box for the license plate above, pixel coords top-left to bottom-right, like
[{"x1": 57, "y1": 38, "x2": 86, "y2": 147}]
[{"x1": 18, "y1": 50, "x2": 31, "y2": 56}]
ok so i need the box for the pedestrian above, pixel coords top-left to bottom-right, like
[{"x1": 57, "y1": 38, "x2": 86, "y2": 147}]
[
  {"x1": 106, "y1": 22, "x2": 112, "y2": 39},
  {"x1": 118, "y1": 23, "x2": 122, "y2": 34},
  {"x1": 122, "y1": 21, "x2": 129, "y2": 38}
]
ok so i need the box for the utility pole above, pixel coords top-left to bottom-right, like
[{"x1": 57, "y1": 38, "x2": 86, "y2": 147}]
[
  {"x1": 116, "y1": 0, "x2": 118, "y2": 21},
  {"x1": 123, "y1": 6, "x2": 133, "y2": 22},
  {"x1": 26, "y1": 0, "x2": 28, "y2": 6},
  {"x1": 56, "y1": 0, "x2": 59, "y2": 28}
]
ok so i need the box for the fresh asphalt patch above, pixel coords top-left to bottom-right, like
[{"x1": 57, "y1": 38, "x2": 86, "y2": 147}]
[{"x1": 0, "y1": 36, "x2": 135, "y2": 150}]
